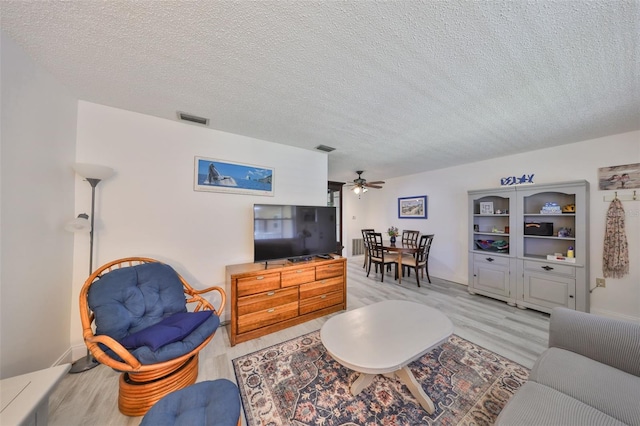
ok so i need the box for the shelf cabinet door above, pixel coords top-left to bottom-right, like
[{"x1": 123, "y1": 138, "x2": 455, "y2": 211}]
[
  {"x1": 522, "y1": 272, "x2": 576, "y2": 311},
  {"x1": 472, "y1": 255, "x2": 510, "y2": 297}
]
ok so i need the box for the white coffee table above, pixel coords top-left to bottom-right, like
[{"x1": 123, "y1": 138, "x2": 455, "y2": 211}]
[{"x1": 320, "y1": 300, "x2": 453, "y2": 414}]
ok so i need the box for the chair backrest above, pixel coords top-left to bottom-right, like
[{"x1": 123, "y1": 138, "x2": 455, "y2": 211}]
[
  {"x1": 361, "y1": 228, "x2": 375, "y2": 246},
  {"x1": 402, "y1": 230, "x2": 420, "y2": 246},
  {"x1": 365, "y1": 232, "x2": 386, "y2": 259},
  {"x1": 88, "y1": 262, "x2": 188, "y2": 342},
  {"x1": 417, "y1": 234, "x2": 435, "y2": 263}
]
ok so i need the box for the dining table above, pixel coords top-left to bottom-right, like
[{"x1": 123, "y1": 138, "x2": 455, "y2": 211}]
[{"x1": 383, "y1": 240, "x2": 420, "y2": 284}]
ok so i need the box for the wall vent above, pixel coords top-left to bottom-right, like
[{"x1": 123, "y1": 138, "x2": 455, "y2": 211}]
[
  {"x1": 177, "y1": 111, "x2": 210, "y2": 126},
  {"x1": 315, "y1": 144, "x2": 336, "y2": 153},
  {"x1": 352, "y1": 238, "x2": 365, "y2": 256}
]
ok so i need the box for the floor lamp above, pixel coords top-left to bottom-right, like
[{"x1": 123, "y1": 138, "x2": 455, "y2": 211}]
[{"x1": 67, "y1": 163, "x2": 114, "y2": 374}]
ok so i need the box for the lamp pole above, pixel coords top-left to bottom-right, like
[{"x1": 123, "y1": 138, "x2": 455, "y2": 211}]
[{"x1": 69, "y1": 176, "x2": 106, "y2": 374}]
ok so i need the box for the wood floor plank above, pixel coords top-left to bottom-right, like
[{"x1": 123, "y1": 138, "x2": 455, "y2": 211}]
[{"x1": 48, "y1": 257, "x2": 549, "y2": 425}]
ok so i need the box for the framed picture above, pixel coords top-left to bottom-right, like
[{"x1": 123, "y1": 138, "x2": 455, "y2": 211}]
[
  {"x1": 398, "y1": 195, "x2": 428, "y2": 219},
  {"x1": 598, "y1": 163, "x2": 640, "y2": 190},
  {"x1": 194, "y1": 156, "x2": 274, "y2": 196},
  {"x1": 480, "y1": 202, "x2": 494, "y2": 215}
]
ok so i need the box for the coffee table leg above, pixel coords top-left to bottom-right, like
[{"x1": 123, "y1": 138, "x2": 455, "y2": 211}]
[
  {"x1": 395, "y1": 366, "x2": 435, "y2": 414},
  {"x1": 350, "y1": 373, "x2": 375, "y2": 396}
]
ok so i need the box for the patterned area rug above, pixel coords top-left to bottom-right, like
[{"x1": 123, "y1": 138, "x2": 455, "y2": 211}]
[{"x1": 232, "y1": 331, "x2": 528, "y2": 425}]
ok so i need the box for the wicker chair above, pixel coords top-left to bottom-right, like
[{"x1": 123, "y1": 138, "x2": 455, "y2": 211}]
[{"x1": 78, "y1": 257, "x2": 226, "y2": 416}]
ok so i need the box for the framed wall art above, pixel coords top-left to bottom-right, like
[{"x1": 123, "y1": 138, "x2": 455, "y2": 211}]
[
  {"x1": 398, "y1": 195, "x2": 428, "y2": 219},
  {"x1": 598, "y1": 163, "x2": 640, "y2": 190},
  {"x1": 194, "y1": 156, "x2": 274, "y2": 196}
]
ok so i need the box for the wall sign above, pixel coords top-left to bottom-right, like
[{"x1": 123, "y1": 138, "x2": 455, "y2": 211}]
[{"x1": 501, "y1": 174, "x2": 534, "y2": 186}]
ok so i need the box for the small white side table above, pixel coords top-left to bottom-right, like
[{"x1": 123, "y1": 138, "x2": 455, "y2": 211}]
[
  {"x1": 1, "y1": 363, "x2": 70, "y2": 426},
  {"x1": 320, "y1": 300, "x2": 453, "y2": 414}
]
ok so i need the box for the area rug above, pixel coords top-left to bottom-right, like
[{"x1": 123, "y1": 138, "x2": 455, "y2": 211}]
[{"x1": 232, "y1": 331, "x2": 529, "y2": 425}]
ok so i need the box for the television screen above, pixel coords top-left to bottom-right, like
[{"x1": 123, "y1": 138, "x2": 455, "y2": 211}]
[{"x1": 254, "y1": 204, "x2": 337, "y2": 262}]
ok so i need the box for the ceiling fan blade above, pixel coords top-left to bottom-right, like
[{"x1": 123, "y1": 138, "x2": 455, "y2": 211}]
[
  {"x1": 365, "y1": 184, "x2": 383, "y2": 189},
  {"x1": 367, "y1": 181, "x2": 385, "y2": 185}
]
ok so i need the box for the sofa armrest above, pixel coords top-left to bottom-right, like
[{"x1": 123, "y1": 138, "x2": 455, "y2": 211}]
[{"x1": 548, "y1": 307, "x2": 640, "y2": 377}]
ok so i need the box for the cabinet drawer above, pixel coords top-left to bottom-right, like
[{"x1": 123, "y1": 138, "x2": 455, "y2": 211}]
[
  {"x1": 237, "y1": 301, "x2": 299, "y2": 334},
  {"x1": 281, "y1": 267, "x2": 316, "y2": 287},
  {"x1": 473, "y1": 253, "x2": 510, "y2": 267},
  {"x1": 524, "y1": 260, "x2": 575, "y2": 277},
  {"x1": 316, "y1": 262, "x2": 344, "y2": 280},
  {"x1": 299, "y1": 291, "x2": 343, "y2": 315},
  {"x1": 237, "y1": 287, "x2": 298, "y2": 316},
  {"x1": 236, "y1": 272, "x2": 281, "y2": 297},
  {"x1": 299, "y1": 276, "x2": 343, "y2": 300}
]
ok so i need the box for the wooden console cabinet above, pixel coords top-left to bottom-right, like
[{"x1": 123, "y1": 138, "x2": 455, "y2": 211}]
[{"x1": 226, "y1": 256, "x2": 347, "y2": 346}]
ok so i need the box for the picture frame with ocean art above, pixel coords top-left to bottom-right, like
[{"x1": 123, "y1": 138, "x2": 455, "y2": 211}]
[
  {"x1": 194, "y1": 156, "x2": 274, "y2": 196},
  {"x1": 398, "y1": 195, "x2": 427, "y2": 219},
  {"x1": 598, "y1": 163, "x2": 640, "y2": 190}
]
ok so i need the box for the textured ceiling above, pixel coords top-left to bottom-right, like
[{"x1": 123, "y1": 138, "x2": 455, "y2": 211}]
[{"x1": 2, "y1": 1, "x2": 639, "y2": 184}]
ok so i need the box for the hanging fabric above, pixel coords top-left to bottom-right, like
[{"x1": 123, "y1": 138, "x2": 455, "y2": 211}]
[{"x1": 602, "y1": 198, "x2": 629, "y2": 278}]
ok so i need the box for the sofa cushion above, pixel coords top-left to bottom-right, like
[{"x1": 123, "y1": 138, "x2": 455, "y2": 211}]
[
  {"x1": 529, "y1": 347, "x2": 640, "y2": 426},
  {"x1": 119, "y1": 311, "x2": 213, "y2": 351},
  {"x1": 496, "y1": 381, "x2": 626, "y2": 426}
]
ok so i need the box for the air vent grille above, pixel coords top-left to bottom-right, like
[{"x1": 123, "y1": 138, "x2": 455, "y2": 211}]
[
  {"x1": 177, "y1": 111, "x2": 209, "y2": 126},
  {"x1": 315, "y1": 144, "x2": 336, "y2": 152}
]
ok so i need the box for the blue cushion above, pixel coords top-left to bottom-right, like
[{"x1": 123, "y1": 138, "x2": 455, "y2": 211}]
[
  {"x1": 87, "y1": 262, "x2": 220, "y2": 365},
  {"x1": 119, "y1": 311, "x2": 212, "y2": 351},
  {"x1": 140, "y1": 379, "x2": 241, "y2": 426}
]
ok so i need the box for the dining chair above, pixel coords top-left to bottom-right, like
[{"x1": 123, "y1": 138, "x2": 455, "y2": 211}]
[
  {"x1": 365, "y1": 232, "x2": 397, "y2": 282},
  {"x1": 401, "y1": 230, "x2": 420, "y2": 246},
  {"x1": 361, "y1": 228, "x2": 375, "y2": 268},
  {"x1": 401, "y1": 230, "x2": 420, "y2": 275},
  {"x1": 400, "y1": 234, "x2": 434, "y2": 287}
]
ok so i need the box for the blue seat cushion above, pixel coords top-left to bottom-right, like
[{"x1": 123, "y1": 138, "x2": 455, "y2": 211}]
[
  {"x1": 119, "y1": 311, "x2": 213, "y2": 351},
  {"x1": 87, "y1": 262, "x2": 220, "y2": 365},
  {"x1": 140, "y1": 379, "x2": 241, "y2": 426}
]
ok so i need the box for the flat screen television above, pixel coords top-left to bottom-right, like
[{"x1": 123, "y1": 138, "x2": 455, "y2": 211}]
[{"x1": 254, "y1": 204, "x2": 337, "y2": 262}]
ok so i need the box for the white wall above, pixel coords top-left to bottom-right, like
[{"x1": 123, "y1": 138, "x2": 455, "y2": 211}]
[
  {"x1": 69, "y1": 102, "x2": 328, "y2": 356},
  {"x1": 344, "y1": 131, "x2": 640, "y2": 321},
  {"x1": 0, "y1": 33, "x2": 78, "y2": 378}
]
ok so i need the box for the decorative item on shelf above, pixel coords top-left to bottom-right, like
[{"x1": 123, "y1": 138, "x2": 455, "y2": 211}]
[
  {"x1": 475, "y1": 239, "x2": 509, "y2": 252},
  {"x1": 540, "y1": 202, "x2": 562, "y2": 214},
  {"x1": 524, "y1": 222, "x2": 554, "y2": 236},
  {"x1": 562, "y1": 204, "x2": 576, "y2": 213},
  {"x1": 557, "y1": 227, "x2": 572, "y2": 238},
  {"x1": 567, "y1": 246, "x2": 574, "y2": 258},
  {"x1": 479, "y1": 202, "x2": 494, "y2": 215},
  {"x1": 387, "y1": 226, "x2": 398, "y2": 244}
]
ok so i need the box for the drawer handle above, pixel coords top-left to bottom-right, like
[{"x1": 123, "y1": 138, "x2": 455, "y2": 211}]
[
  {"x1": 267, "y1": 291, "x2": 275, "y2": 296},
  {"x1": 320, "y1": 295, "x2": 327, "y2": 299},
  {"x1": 542, "y1": 266, "x2": 554, "y2": 271},
  {"x1": 486, "y1": 257, "x2": 494, "y2": 262},
  {"x1": 569, "y1": 295, "x2": 574, "y2": 298},
  {"x1": 256, "y1": 276, "x2": 264, "y2": 280},
  {"x1": 267, "y1": 308, "x2": 275, "y2": 313},
  {"x1": 296, "y1": 270, "x2": 303, "y2": 273},
  {"x1": 321, "y1": 279, "x2": 327, "y2": 284}
]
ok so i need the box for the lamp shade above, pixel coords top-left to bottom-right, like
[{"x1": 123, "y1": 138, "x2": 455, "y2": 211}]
[
  {"x1": 65, "y1": 213, "x2": 91, "y2": 233},
  {"x1": 72, "y1": 163, "x2": 115, "y2": 181}
]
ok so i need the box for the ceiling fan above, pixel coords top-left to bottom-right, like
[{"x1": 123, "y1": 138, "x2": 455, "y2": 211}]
[{"x1": 348, "y1": 171, "x2": 385, "y2": 195}]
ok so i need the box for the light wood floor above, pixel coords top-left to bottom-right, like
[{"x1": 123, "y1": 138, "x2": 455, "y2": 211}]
[{"x1": 48, "y1": 257, "x2": 550, "y2": 425}]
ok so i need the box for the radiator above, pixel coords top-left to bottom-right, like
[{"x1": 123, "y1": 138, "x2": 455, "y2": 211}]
[{"x1": 352, "y1": 238, "x2": 365, "y2": 256}]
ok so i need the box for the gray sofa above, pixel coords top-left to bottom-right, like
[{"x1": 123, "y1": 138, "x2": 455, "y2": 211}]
[{"x1": 496, "y1": 307, "x2": 640, "y2": 426}]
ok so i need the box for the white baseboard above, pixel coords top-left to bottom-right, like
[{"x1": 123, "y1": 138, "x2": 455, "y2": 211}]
[
  {"x1": 52, "y1": 347, "x2": 74, "y2": 367},
  {"x1": 590, "y1": 307, "x2": 640, "y2": 323}
]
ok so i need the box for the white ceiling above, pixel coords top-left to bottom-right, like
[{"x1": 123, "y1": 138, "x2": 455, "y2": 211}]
[{"x1": 1, "y1": 1, "x2": 639, "y2": 184}]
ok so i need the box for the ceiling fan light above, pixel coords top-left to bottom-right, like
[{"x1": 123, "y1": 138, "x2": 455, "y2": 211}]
[
  {"x1": 353, "y1": 186, "x2": 361, "y2": 194},
  {"x1": 363, "y1": 187, "x2": 368, "y2": 193}
]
